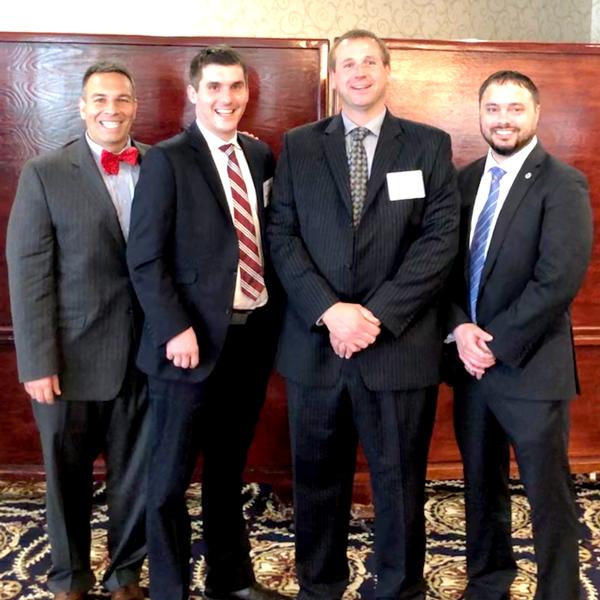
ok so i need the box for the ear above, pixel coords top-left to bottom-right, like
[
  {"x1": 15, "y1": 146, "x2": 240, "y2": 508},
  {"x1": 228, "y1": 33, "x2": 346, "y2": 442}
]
[
  {"x1": 330, "y1": 70, "x2": 336, "y2": 91},
  {"x1": 187, "y1": 84, "x2": 198, "y2": 105},
  {"x1": 78, "y1": 96, "x2": 86, "y2": 120}
]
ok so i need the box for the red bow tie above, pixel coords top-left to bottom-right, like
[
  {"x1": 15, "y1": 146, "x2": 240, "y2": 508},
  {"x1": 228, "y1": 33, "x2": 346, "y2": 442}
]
[{"x1": 100, "y1": 147, "x2": 139, "y2": 175}]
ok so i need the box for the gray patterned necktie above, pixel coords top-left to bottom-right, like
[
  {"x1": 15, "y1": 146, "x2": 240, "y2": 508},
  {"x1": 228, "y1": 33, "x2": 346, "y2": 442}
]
[{"x1": 348, "y1": 127, "x2": 369, "y2": 227}]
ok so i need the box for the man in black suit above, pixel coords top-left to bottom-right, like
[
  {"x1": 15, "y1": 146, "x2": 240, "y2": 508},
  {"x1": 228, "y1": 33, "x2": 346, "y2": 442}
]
[
  {"x1": 127, "y1": 47, "x2": 283, "y2": 600},
  {"x1": 447, "y1": 71, "x2": 593, "y2": 600},
  {"x1": 6, "y1": 63, "x2": 148, "y2": 600},
  {"x1": 267, "y1": 29, "x2": 459, "y2": 600}
]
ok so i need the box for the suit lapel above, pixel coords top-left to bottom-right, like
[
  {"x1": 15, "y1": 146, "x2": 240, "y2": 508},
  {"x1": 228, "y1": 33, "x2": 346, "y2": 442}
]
[
  {"x1": 322, "y1": 115, "x2": 353, "y2": 219},
  {"x1": 479, "y1": 144, "x2": 546, "y2": 290},
  {"x1": 459, "y1": 159, "x2": 486, "y2": 281},
  {"x1": 186, "y1": 122, "x2": 231, "y2": 219},
  {"x1": 238, "y1": 135, "x2": 266, "y2": 229},
  {"x1": 71, "y1": 137, "x2": 125, "y2": 249},
  {"x1": 238, "y1": 135, "x2": 271, "y2": 259},
  {"x1": 363, "y1": 111, "x2": 404, "y2": 215}
]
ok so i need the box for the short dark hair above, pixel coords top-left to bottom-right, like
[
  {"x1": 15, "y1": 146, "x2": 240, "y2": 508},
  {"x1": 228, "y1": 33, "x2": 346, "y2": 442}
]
[
  {"x1": 329, "y1": 29, "x2": 391, "y2": 71},
  {"x1": 81, "y1": 61, "x2": 136, "y2": 95},
  {"x1": 479, "y1": 70, "x2": 539, "y2": 105},
  {"x1": 189, "y1": 46, "x2": 248, "y2": 89}
]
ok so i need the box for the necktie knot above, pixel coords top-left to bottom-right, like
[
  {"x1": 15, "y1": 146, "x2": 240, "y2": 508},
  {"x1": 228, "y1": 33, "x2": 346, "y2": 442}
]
[
  {"x1": 219, "y1": 143, "x2": 235, "y2": 157},
  {"x1": 350, "y1": 127, "x2": 370, "y2": 142},
  {"x1": 100, "y1": 147, "x2": 139, "y2": 175},
  {"x1": 489, "y1": 166, "x2": 506, "y2": 183}
]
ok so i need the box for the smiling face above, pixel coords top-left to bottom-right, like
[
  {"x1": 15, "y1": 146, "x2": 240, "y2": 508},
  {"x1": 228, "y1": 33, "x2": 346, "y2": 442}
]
[
  {"x1": 79, "y1": 72, "x2": 137, "y2": 153},
  {"x1": 187, "y1": 63, "x2": 249, "y2": 141},
  {"x1": 331, "y1": 36, "x2": 390, "y2": 124},
  {"x1": 479, "y1": 81, "x2": 540, "y2": 162}
]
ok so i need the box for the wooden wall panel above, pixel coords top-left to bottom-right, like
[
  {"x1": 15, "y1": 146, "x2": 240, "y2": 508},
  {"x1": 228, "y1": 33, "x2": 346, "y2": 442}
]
[
  {"x1": 2, "y1": 35, "x2": 600, "y2": 498},
  {"x1": 0, "y1": 33, "x2": 327, "y2": 325},
  {"x1": 379, "y1": 40, "x2": 600, "y2": 482},
  {"x1": 0, "y1": 33, "x2": 327, "y2": 489}
]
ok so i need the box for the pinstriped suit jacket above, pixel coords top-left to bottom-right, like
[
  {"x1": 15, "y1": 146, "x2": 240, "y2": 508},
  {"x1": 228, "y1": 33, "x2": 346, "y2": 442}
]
[
  {"x1": 6, "y1": 135, "x2": 148, "y2": 401},
  {"x1": 268, "y1": 110, "x2": 460, "y2": 391}
]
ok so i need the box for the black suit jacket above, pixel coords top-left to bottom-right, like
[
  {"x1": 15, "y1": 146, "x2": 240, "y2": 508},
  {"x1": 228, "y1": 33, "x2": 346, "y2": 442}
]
[
  {"x1": 267, "y1": 111, "x2": 459, "y2": 391},
  {"x1": 127, "y1": 122, "x2": 279, "y2": 382},
  {"x1": 447, "y1": 143, "x2": 593, "y2": 399}
]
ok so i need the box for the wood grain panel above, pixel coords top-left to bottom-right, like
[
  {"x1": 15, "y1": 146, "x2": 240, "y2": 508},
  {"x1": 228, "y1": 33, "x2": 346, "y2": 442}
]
[
  {"x1": 0, "y1": 33, "x2": 328, "y2": 325},
  {"x1": 0, "y1": 33, "x2": 327, "y2": 491},
  {"x1": 2, "y1": 35, "x2": 600, "y2": 495},
  {"x1": 373, "y1": 40, "x2": 600, "y2": 485},
  {"x1": 381, "y1": 40, "x2": 600, "y2": 330}
]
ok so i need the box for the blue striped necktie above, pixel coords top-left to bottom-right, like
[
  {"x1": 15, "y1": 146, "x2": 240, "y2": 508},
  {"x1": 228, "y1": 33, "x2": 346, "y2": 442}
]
[{"x1": 469, "y1": 166, "x2": 506, "y2": 322}]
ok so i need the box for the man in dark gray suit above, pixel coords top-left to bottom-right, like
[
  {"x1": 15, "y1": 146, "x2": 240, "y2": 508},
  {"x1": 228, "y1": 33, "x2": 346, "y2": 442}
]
[
  {"x1": 268, "y1": 29, "x2": 459, "y2": 600},
  {"x1": 447, "y1": 71, "x2": 592, "y2": 600},
  {"x1": 6, "y1": 62, "x2": 148, "y2": 600}
]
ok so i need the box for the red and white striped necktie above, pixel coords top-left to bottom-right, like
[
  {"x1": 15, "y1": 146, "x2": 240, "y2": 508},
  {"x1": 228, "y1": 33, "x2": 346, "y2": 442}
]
[{"x1": 219, "y1": 143, "x2": 265, "y2": 300}]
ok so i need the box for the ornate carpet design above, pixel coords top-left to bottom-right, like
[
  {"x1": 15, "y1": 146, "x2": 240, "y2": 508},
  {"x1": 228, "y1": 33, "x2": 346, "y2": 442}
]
[{"x1": 0, "y1": 477, "x2": 598, "y2": 599}]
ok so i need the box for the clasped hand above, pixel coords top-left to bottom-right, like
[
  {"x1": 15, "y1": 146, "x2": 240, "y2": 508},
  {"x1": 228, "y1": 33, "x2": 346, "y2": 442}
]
[
  {"x1": 322, "y1": 302, "x2": 381, "y2": 359},
  {"x1": 453, "y1": 323, "x2": 495, "y2": 379}
]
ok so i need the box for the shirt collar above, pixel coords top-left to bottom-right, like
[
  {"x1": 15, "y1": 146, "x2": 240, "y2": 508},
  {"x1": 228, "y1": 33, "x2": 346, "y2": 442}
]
[
  {"x1": 484, "y1": 135, "x2": 538, "y2": 176},
  {"x1": 196, "y1": 120, "x2": 239, "y2": 153},
  {"x1": 341, "y1": 108, "x2": 386, "y2": 138},
  {"x1": 85, "y1": 132, "x2": 132, "y2": 158}
]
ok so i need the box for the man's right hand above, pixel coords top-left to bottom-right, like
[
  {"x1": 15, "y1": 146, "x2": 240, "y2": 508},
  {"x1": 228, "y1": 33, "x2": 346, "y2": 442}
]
[
  {"x1": 322, "y1": 302, "x2": 381, "y2": 354},
  {"x1": 24, "y1": 375, "x2": 61, "y2": 405},
  {"x1": 166, "y1": 327, "x2": 200, "y2": 369},
  {"x1": 453, "y1": 323, "x2": 495, "y2": 379}
]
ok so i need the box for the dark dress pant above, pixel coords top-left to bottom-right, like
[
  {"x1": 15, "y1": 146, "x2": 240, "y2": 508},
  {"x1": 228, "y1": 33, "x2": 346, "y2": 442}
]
[
  {"x1": 32, "y1": 370, "x2": 148, "y2": 594},
  {"x1": 454, "y1": 385, "x2": 581, "y2": 600},
  {"x1": 287, "y1": 364, "x2": 437, "y2": 600},
  {"x1": 147, "y1": 317, "x2": 275, "y2": 600}
]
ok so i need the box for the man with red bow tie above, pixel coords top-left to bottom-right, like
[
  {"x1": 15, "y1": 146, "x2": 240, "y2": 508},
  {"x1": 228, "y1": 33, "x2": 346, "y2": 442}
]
[{"x1": 6, "y1": 62, "x2": 149, "y2": 600}]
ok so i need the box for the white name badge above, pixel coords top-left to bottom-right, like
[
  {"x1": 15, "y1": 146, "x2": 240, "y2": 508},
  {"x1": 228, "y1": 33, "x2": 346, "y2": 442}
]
[
  {"x1": 263, "y1": 177, "x2": 273, "y2": 207},
  {"x1": 386, "y1": 170, "x2": 425, "y2": 201}
]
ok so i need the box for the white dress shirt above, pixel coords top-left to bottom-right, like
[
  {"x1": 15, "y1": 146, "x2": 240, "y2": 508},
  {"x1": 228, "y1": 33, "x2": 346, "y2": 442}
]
[
  {"x1": 469, "y1": 136, "x2": 538, "y2": 255},
  {"x1": 197, "y1": 121, "x2": 267, "y2": 310}
]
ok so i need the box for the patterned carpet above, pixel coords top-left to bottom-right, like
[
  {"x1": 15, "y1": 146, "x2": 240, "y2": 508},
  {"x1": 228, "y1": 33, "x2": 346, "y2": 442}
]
[{"x1": 0, "y1": 477, "x2": 599, "y2": 599}]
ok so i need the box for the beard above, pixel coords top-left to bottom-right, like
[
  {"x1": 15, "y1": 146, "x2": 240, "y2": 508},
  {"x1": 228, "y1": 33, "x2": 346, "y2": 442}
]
[{"x1": 482, "y1": 128, "x2": 535, "y2": 158}]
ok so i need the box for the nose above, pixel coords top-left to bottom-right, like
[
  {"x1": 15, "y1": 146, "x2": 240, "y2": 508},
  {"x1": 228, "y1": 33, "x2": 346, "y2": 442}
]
[
  {"x1": 219, "y1": 87, "x2": 233, "y2": 103},
  {"x1": 496, "y1": 107, "x2": 512, "y2": 122},
  {"x1": 355, "y1": 63, "x2": 369, "y2": 76},
  {"x1": 103, "y1": 99, "x2": 119, "y2": 114}
]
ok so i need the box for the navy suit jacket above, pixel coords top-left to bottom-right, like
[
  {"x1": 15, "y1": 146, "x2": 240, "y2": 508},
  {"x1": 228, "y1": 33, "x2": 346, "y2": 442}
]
[
  {"x1": 447, "y1": 143, "x2": 593, "y2": 400},
  {"x1": 127, "y1": 122, "x2": 279, "y2": 383},
  {"x1": 268, "y1": 110, "x2": 460, "y2": 391}
]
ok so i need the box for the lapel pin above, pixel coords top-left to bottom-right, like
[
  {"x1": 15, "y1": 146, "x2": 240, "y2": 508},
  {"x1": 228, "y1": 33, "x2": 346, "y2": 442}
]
[{"x1": 525, "y1": 172, "x2": 532, "y2": 179}]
